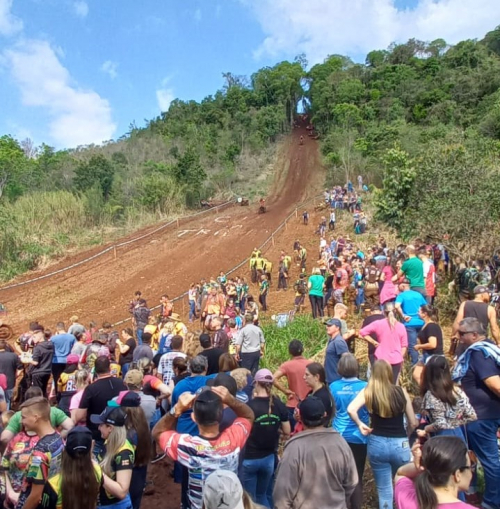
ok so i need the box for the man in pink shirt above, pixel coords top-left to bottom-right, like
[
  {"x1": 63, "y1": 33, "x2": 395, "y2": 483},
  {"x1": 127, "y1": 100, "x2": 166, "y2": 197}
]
[{"x1": 273, "y1": 340, "x2": 311, "y2": 428}]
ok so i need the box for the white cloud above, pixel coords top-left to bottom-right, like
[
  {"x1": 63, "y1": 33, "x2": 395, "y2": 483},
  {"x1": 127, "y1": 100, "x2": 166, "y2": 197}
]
[
  {"x1": 194, "y1": 8, "x2": 202, "y2": 22},
  {"x1": 245, "y1": 0, "x2": 500, "y2": 63},
  {"x1": 0, "y1": 0, "x2": 23, "y2": 36},
  {"x1": 156, "y1": 78, "x2": 175, "y2": 112},
  {"x1": 73, "y1": 1, "x2": 88, "y2": 18},
  {"x1": 3, "y1": 39, "x2": 116, "y2": 147},
  {"x1": 101, "y1": 60, "x2": 118, "y2": 79}
]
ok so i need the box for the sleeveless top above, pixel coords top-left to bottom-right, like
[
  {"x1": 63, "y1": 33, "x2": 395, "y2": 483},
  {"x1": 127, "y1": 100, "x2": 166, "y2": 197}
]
[{"x1": 464, "y1": 301, "x2": 489, "y2": 331}]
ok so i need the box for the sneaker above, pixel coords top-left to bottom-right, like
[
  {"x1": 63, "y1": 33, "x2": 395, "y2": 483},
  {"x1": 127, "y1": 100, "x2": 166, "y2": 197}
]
[{"x1": 151, "y1": 453, "x2": 166, "y2": 464}]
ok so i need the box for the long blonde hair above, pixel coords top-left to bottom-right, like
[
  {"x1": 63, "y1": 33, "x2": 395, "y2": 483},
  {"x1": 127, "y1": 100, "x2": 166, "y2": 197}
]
[
  {"x1": 365, "y1": 360, "x2": 406, "y2": 418},
  {"x1": 384, "y1": 302, "x2": 397, "y2": 330},
  {"x1": 100, "y1": 425, "x2": 128, "y2": 476}
]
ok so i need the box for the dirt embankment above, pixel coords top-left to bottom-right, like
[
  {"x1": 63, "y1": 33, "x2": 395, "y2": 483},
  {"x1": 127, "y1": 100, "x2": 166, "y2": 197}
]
[{"x1": 0, "y1": 125, "x2": 325, "y2": 334}]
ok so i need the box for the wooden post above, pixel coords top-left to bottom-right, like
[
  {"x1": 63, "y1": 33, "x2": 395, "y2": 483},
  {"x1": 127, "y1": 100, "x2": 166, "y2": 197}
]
[
  {"x1": 295, "y1": 208, "x2": 298, "y2": 218},
  {"x1": 176, "y1": 217, "x2": 180, "y2": 228},
  {"x1": 272, "y1": 235, "x2": 275, "y2": 246},
  {"x1": 114, "y1": 246, "x2": 117, "y2": 260},
  {"x1": 285, "y1": 220, "x2": 288, "y2": 230}
]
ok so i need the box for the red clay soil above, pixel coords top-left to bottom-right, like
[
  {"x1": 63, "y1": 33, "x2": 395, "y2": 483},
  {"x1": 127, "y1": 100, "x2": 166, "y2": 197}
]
[{"x1": 0, "y1": 125, "x2": 325, "y2": 336}]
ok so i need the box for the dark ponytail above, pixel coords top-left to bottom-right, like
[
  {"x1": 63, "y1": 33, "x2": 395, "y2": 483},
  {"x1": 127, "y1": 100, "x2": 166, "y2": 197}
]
[
  {"x1": 415, "y1": 436, "x2": 469, "y2": 509},
  {"x1": 415, "y1": 470, "x2": 439, "y2": 509}
]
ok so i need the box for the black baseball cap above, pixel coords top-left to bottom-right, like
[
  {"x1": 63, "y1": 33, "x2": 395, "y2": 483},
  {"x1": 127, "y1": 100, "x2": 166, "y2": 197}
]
[
  {"x1": 66, "y1": 426, "x2": 93, "y2": 458},
  {"x1": 90, "y1": 406, "x2": 127, "y2": 427},
  {"x1": 299, "y1": 396, "x2": 325, "y2": 422}
]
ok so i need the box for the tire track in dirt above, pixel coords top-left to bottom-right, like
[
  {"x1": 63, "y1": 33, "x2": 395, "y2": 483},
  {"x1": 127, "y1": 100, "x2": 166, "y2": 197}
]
[{"x1": 2, "y1": 125, "x2": 325, "y2": 333}]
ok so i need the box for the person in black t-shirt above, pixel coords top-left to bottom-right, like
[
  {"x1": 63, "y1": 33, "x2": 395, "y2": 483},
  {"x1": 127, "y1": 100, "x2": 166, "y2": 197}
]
[
  {"x1": 303, "y1": 362, "x2": 335, "y2": 427},
  {"x1": 242, "y1": 369, "x2": 290, "y2": 508},
  {"x1": 117, "y1": 328, "x2": 137, "y2": 377},
  {"x1": 24, "y1": 329, "x2": 54, "y2": 396},
  {"x1": 414, "y1": 305, "x2": 444, "y2": 384},
  {"x1": 74, "y1": 357, "x2": 126, "y2": 458},
  {"x1": 0, "y1": 339, "x2": 22, "y2": 407},
  {"x1": 198, "y1": 334, "x2": 224, "y2": 376}
]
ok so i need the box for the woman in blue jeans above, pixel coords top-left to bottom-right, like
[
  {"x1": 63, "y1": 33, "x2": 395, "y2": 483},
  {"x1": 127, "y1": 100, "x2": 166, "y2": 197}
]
[
  {"x1": 348, "y1": 360, "x2": 417, "y2": 509},
  {"x1": 242, "y1": 369, "x2": 291, "y2": 508}
]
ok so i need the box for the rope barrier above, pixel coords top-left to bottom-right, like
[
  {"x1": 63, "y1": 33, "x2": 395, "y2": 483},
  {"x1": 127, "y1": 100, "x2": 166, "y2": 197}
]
[
  {"x1": 111, "y1": 193, "x2": 323, "y2": 327},
  {"x1": 0, "y1": 201, "x2": 234, "y2": 292}
]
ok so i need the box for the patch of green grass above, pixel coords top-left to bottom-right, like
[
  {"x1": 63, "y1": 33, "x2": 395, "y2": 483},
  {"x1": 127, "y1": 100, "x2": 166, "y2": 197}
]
[{"x1": 260, "y1": 314, "x2": 326, "y2": 371}]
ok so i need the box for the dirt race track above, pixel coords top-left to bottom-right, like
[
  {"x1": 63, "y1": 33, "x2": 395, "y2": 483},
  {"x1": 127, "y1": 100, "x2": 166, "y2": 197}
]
[{"x1": 0, "y1": 125, "x2": 325, "y2": 334}]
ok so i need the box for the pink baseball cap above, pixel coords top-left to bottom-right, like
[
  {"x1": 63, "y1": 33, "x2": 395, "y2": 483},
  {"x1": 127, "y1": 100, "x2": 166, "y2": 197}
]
[
  {"x1": 254, "y1": 369, "x2": 273, "y2": 383},
  {"x1": 67, "y1": 354, "x2": 80, "y2": 365}
]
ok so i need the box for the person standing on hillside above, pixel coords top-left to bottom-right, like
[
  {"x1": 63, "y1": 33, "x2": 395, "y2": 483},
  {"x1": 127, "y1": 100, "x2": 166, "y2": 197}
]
[
  {"x1": 74, "y1": 357, "x2": 127, "y2": 459},
  {"x1": 392, "y1": 245, "x2": 426, "y2": 297},
  {"x1": 50, "y1": 323, "x2": 76, "y2": 396},
  {"x1": 395, "y1": 281, "x2": 427, "y2": 366},
  {"x1": 274, "y1": 397, "x2": 358, "y2": 509},
  {"x1": 0, "y1": 339, "x2": 22, "y2": 408},
  {"x1": 235, "y1": 315, "x2": 265, "y2": 375},
  {"x1": 15, "y1": 397, "x2": 64, "y2": 509},
  {"x1": 23, "y1": 329, "x2": 54, "y2": 396},
  {"x1": 324, "y1": 319, "x2": 349, "y2": 385},
  {"x1": 132, "y1": 299, "x2": 150, "y2": 345},
  {"x1": 259, "y1": 275, "x2": 269, "y2": 312},
  {"x1": 273, "y1": 340, "x2": 311, "y2": 427},
  {"x1": 451, "y1": 285, "x2": 500, "y2": 354},
  {"x1": 452, "y1": 317, "x2": 500, "y2": 509}
]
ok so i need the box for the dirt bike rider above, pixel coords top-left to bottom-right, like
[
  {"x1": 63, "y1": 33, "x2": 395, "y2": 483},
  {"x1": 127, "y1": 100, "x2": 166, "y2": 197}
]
[
  {"x1": 299, "y1": 135, "x2": 304, "y2": 145},
  {"x1": 259, "y1": 197, "x2": 266, "y2": 213}
]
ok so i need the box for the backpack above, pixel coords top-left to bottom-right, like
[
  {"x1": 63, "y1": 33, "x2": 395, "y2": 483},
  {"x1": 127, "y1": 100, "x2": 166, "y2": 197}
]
[
  {"x1": 458, "y1": 268, "x2": 479, "y2": 297},
  {"x1": 296, "y1": 279, "x2": 307, "y2": 295},
  {"x1": 0, "y1": 374, "x2": 7, "y2": 391}
]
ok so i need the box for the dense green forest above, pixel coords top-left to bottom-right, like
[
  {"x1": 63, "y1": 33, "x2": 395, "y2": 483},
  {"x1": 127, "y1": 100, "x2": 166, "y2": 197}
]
[
  {"x1": 3, "y1": 26, "x2": 500, "y2": 279},
  {"x1": 308, "y1": 27, "x2": 500, "y2": 262}
]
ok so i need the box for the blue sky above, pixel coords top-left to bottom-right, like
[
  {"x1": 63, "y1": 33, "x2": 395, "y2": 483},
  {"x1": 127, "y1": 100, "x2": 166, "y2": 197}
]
[{"x1": 0, "y1": 0, "x2": 498, "y2": 148}]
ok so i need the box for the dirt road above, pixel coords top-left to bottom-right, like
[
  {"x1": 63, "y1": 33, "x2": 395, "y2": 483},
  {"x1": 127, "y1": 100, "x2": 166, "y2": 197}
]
[{"x1": 1, "y1": 126, "x2": 325, "y2": 333}]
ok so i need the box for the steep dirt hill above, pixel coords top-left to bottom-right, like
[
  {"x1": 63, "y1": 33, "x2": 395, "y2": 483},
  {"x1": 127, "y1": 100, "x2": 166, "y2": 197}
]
[{"x1": 0, "y1": 125, "x2": 325, "y2": 332}]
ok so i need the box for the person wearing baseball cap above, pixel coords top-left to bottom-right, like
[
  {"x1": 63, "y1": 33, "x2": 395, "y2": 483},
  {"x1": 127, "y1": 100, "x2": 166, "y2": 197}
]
[
  {"x1": 152, "y1": 384, "x2": 255, "y2": 509},
  {"x1": 91, "y1": 405, "x2": 135, "y2": 509},
  {"x1": 274, "y1": 396, "x2": 358, "y2": 509},
  {"x1": 324, "y1": 318, "x2": 348, "y2": 384},
  {"x1": 241, "y1": 369, "x2": 290, "y2": 507},
  {"x1": 42, "y1": 426, "x2": 102, "y2": 509},
  {"x1": 202, "y1": 470, "x2": 245, "y2": 509},
  {"x1": 452, "y1": 284, "x2": 500, "y2": 355}
]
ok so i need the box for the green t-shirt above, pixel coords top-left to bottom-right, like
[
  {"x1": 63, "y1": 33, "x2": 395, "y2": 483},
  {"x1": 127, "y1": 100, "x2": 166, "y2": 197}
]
[
  {"x1": 6, "y1": 407, "x2": 69, "y2": 435},
  {"x1": 308, "y1": 274, "x2": 325, "y2": 297},
  {"x1": 401, "y1": 257, "x2": 425, "y2": 289}
]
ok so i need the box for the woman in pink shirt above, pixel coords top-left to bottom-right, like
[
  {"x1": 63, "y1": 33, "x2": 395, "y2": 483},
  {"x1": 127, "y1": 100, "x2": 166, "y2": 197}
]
[
  {"x1": 379, "y1": 261, "x2": 398, "y2": 305},
  {"x1": 395, "y1": 436, "x2": 475, "y2": 509},
  {"x1": 359, "y1": 303, "x2": 407, "y2": 383}
]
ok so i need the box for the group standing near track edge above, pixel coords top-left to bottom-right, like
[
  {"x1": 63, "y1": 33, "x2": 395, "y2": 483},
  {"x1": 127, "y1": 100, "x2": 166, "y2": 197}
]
[{"x1": 0, "y1": 178, "x2": 499, "y2": 509}]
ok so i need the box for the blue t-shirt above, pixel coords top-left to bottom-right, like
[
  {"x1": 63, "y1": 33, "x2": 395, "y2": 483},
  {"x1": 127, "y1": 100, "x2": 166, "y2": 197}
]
[
  {"x1": 325, "y1": 335, "x2": 348, "y2": 384},
  {"x1": 171, "y1": 375, "x2": 217, "y2": 435},
  {"x1": 330, "y1": 378, "x2": 369, "y2": 444},
  {"x1": 395, "y1": 291, "x2": 426, "y2": 328},
  {"x1": 461, "y1": 349, "x2": 500, "y2": 420},
  {"x1": 50, "y1": 333, "x2": 76, "y2": 363}
]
